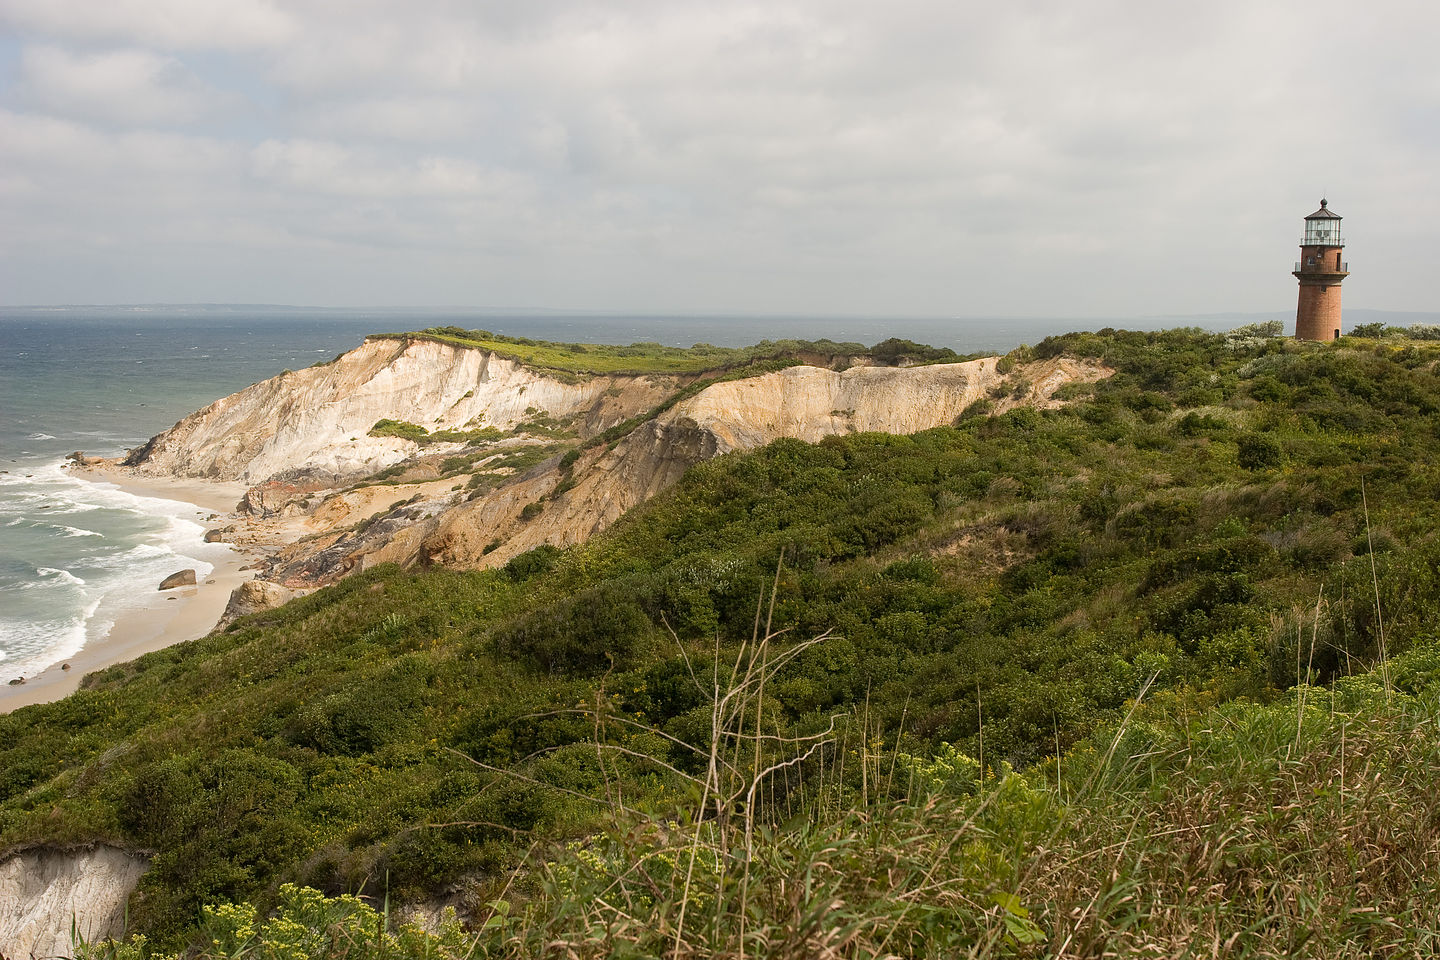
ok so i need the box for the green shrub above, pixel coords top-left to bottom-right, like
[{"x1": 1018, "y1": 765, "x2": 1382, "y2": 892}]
[
  {"x1": 1237, "y1": 431, "x2": 1283, "y2": 470},
  {"x1": 82, "y1": 884, "x2": 469, "y2": 960},
  {"x1": 492, "y1": 582, "x2": 653, "y2": 673},
  {"x1": 368, "y1": 419, "x2": 429, "y2": 442},
  {"x1": 503, "y1": 544, "x2": 561, "y2": 581}
]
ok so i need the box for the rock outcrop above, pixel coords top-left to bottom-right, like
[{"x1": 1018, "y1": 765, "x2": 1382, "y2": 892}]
[
  {"x1": 421, "y1": 355, "x2": 1105, "y2": 570},
  {"x1": 0, "y1": 845, "x2": 149, "y2": 959},
  {"x1": 259, "y1": 354, "x2": 1108, "y2": 584},
  {"x1": 220, "y1": 579, "x2": 310, "y2": 623},
  {"x1": 106, "y1": 332, "x2": 1108, "y2": 597},
  {"x1": 123, "y1": 336, "x2": 684, "y2": 483}
]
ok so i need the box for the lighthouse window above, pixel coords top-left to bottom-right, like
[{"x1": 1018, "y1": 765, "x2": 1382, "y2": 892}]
[{"x1": 1307, "y1": 257, "x2": 1315, "y2": 266}]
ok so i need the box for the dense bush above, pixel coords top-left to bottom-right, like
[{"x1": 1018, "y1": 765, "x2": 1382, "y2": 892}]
[
  {"x1": 367, "y1": 418, "x2": 429, "y2": 442},
  {"x1": 86, "y1": 644, "x2": 1440, "y2": 960},
  {"x1": 1237, "y1": 431, "x2": 1283, "y2": 469},
  {"x1": 369, "y1": 419, "x2": 506, "y2": 446}
]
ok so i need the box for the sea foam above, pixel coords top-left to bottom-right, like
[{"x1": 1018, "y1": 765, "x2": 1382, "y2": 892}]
[{"x1": 0, "y1": 458, "x2": 230, "y2": 681}]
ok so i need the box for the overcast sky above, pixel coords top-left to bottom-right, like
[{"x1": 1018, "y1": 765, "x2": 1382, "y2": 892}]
[{"x1": 1, "y1": 0, "x2": 1435, "y2": 318}]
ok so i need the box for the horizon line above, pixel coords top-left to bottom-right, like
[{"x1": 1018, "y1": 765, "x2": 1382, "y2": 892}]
[{"x1": 2, "y1": 303, "x2": 1435, "y2": 322}]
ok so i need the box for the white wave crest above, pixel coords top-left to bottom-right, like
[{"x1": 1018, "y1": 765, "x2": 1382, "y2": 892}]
[
  {"x1": 78, "y1": 542, "x2": 169, "y2": 568},
  {"x1": 55, "y1": 523, "x2": 104, "y2": 538},
  {"x1": 0, "y1": 605, "x2": 95, "y2": 678},
  {"x1": 35, "y1": 566, "x2": 87, "y2": 586}
]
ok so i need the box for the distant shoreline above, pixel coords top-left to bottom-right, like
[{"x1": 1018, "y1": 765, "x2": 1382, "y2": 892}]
[{"x1": 0, "y1": 468, "x2": 256, "y2": 714}]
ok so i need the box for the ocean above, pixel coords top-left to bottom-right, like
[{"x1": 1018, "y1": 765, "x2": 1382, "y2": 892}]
[
  {"x1": 0, "y1": 311, "x2": 386, "y2": 681},
  {"x1": 0, "y1": 307, "x2": 1231, "y2": 683}
]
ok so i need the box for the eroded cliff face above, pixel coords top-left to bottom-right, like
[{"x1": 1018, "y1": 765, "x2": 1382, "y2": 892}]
[
  {"x1": 258, "y1": 355, "x2": 1108, "y2": 584},
  {"x1": 124, "y1": 337, "x2": 682, "y2": 484},
  {"x1": 102, "y1": 333, "x2": 1110, "y2": 600},
  {"x1": 420, "y1": 355, "x2": 1105, "y2": 569},
  {"x1": 0, "y1": 845, "x2": 148, "y2": 959},
  {"x1": 675, "y1": 358, "x2": 1006, "y2": 450}
]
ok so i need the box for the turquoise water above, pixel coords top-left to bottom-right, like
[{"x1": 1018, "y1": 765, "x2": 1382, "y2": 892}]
[{"x1": 0, "y1": 307, "x2": 1226, "y2": 681}]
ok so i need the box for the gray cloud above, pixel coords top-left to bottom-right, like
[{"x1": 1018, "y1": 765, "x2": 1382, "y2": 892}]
[
  {"x1": 0, "y1": 0, "x2": 294, "y2": 50},
  {"x1": 0, "y1": 0, "x2": 1436, "y2": 316},
  {"x1": 17, "y1": 45, "x2": 226, "y2": 126}
]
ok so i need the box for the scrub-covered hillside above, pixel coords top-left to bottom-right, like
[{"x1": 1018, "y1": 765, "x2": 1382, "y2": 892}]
[{"x1": 5, "y1": 327, "x2": 1440, "y2": 957}]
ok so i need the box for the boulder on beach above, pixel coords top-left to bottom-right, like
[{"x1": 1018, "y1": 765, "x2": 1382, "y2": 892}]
[
  {"x1": 158, "y1": 569, "x2": 197, "y2": 590},
  {"x1": 203, "y1": 529, "x2": 225, "y2": 543},
  {"x1": 66, "y1": 451, "x2": 106, "y2": 467},
  {"x1": 221, "y1": 579, "x2": 308, "y2": 624}
]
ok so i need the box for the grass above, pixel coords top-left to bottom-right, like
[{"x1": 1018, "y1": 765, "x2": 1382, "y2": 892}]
[
  {"x1": 445, "y1": 636, "x2": 1440, "y2": 959},
  {"x1": 370, "y1": 327, "x2": 962, "y2": 377},
  {"x1": 368, "y1": 419, "x2": 506, "y2": 446},
  {"x1": 372, "y1": 328, "x2": 797, "y2": 376},
  {"x1": 79, "y1": 639, "x2": 1440, "y2": 960}
]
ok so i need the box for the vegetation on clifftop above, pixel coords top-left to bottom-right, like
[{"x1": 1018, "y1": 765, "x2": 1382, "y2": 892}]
[
  {"x1": 6, "y1": 327, "x2": 1440, "y2": 955},
  {"x1": 369, "y1": 326, "x2": 964, "y2": 376}
]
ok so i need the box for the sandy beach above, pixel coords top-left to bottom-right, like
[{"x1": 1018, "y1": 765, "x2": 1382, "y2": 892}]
[{"x1": 0, "y1": 466, "x2": 257, "y2": 714}]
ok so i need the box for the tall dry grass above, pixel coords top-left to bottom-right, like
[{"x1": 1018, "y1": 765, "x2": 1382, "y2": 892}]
[{"x1": 464, "y1": 635, "x2": 1440, "y2": 958}]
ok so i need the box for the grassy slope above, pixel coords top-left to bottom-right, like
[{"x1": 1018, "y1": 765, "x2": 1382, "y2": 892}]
[
  {"x1": 74, "y1": 649, "x2": 1440, "y2": 960},
  {"x1": 75, "y1": 651, "x2": 1440, "y2": 960},
  {"x1": 6, "y1": 328, "x2": 1440, "y2": 952},
  {"x1": 365, "y1": 326, "x2": 961, "y2": 376},
  {"x1": 481, "y1": 648, "x2": 1440, "y2": 959},
  {"x1": 371, "y1": 327, "x2": 749, "y2": 375}
]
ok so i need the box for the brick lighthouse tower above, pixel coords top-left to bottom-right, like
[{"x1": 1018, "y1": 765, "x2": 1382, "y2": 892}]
[{"x1": 1293, "y1": 199, "x2": 1349, "y2": 341}]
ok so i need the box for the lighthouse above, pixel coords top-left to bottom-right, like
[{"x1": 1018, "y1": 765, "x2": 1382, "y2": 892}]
[{"x1": 1293, "y1": 199, "x2": 1349, "y2": 341}]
